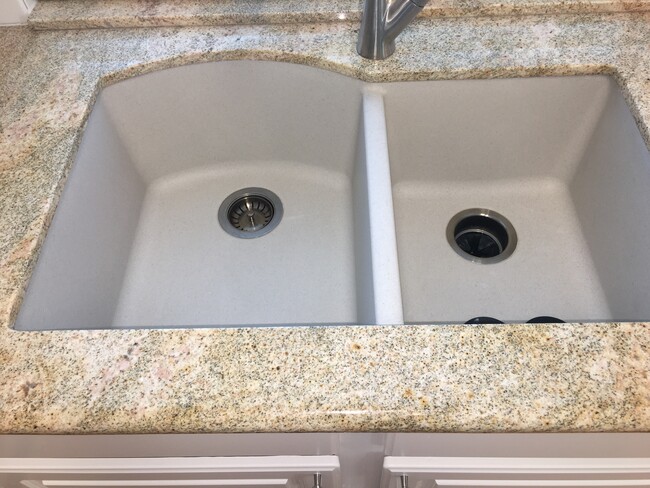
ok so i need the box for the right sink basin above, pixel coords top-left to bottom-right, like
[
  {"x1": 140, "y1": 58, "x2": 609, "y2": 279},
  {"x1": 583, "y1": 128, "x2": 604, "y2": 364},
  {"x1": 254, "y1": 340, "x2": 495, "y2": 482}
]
[{"x1": 384, "y1": 75, "x2": 650, "y2": 324}]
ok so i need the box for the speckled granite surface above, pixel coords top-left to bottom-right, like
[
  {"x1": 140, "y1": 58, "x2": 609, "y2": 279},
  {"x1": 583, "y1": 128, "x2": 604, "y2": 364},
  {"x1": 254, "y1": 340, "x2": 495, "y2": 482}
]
[
  {"x1": 29, "y1": 0, "x2": 650, "y2": 29},
  {"x1": 1, "y1": 14, "x2": 650, "y2": 434}
]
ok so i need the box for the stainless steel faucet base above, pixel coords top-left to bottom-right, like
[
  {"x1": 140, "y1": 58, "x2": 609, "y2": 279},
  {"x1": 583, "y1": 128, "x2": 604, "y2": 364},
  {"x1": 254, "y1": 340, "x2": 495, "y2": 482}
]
[{"x1": 357, "y1": 0, "x2": 428, "y2": 60}]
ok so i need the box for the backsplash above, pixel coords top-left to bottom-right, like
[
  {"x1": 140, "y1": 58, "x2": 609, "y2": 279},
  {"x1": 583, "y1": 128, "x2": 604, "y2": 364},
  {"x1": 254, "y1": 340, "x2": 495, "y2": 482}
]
[{"x1": 27, "y1": 0, "x2": 650, "y2": 30}]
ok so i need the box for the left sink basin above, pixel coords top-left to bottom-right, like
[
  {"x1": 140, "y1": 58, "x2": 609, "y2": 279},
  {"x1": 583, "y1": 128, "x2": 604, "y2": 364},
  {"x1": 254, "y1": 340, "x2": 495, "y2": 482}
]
[{"x1": 16, "y1": 61, "x2": 372, "y2": 330}]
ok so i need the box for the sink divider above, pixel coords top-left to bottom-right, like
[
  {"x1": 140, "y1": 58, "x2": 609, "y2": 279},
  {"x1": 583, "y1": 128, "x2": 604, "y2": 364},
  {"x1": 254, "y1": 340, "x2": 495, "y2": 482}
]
[{"x1": 358, "y1": 88, "x2": 404, "y2": 325}]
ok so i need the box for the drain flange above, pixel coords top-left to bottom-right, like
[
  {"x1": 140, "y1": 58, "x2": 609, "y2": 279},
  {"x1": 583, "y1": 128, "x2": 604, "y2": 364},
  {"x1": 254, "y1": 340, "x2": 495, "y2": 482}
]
[
  {"x1": 218, "y1": 187, "x2": 283, "y2": 239},
  {"x1": 446, "y1": 208, "x2": 517, "y2": 264}
]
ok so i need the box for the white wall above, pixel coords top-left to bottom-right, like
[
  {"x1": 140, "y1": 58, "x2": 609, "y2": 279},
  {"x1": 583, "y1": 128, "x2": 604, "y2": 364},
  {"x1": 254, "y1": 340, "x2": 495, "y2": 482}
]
[{"x1": 0, "y1": 0, "x2": 36, "y2": 25}]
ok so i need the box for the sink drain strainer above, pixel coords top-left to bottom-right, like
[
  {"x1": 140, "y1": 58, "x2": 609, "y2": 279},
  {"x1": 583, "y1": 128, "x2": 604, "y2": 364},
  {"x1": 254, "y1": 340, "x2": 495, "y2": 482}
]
[
  {"x1": 446, "y1": 208, "x2": 517, "y2": 264},
  {"x1": 218, "y1": 187, "x2": 283, "y2": 239}
]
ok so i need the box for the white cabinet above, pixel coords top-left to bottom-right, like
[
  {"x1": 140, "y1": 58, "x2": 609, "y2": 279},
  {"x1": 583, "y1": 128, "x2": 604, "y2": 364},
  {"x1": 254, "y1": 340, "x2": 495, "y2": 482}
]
[
  {"x1": 0, "y1": 456, "x2": 339, "y2": 488},
  {"x1": 2, "y1": 434, "x2": 650, "y2": 488},
  {"x1": 381, "y1": 457, "x2": 650, "y2": 488}
]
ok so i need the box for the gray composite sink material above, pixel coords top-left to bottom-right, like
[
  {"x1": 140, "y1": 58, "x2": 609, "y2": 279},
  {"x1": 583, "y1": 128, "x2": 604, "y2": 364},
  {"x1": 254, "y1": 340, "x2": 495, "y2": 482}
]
[
  {"x1": 17, "y1": 62, "x2": 367, "y2": 329},
  {"x1": 385, "y1": 75, "x2": 650, "y2": 324},
  {"x1": 13, "y1": 61, "x2": 650, "y2": 330}
]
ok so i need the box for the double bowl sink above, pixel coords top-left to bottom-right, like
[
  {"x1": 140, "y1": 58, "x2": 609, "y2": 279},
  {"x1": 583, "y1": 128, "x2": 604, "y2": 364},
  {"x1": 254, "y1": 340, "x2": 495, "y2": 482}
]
[{"x1": 14, "y1": 61, "x2": 650, "y2": 330}]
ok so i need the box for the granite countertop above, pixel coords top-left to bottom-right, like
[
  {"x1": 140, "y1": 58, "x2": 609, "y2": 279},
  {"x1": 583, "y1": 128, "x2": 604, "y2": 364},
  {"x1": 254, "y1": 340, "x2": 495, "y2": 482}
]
[{"x1": 1, "y1": 2, "x2": 650, "y2": 434}]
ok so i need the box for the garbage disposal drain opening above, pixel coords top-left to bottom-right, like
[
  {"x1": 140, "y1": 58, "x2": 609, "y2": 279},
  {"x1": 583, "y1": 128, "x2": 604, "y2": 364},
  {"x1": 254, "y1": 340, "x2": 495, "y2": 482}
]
[
  {"x1": 446, "y1": 208, "x2": 517, "y2": 264},
  {"x1": 218, "y1": 187, "x2": 283, "y2": 239}
]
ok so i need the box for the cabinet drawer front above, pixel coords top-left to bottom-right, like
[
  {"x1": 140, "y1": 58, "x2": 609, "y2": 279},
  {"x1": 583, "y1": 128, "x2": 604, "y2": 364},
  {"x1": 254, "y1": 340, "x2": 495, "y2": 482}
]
[
  {"x1": 21, "y1": 479, "x2": 292, "y2": 488},
  {"x1": 382, "y1": 457, "x2": 650, "y2": 488},
  {"x1": 436, "y1": 479, "x2": 650, "y2": 488},
  {"x1": 0, "y1": 456, "x2": 339, "y2": 488}
]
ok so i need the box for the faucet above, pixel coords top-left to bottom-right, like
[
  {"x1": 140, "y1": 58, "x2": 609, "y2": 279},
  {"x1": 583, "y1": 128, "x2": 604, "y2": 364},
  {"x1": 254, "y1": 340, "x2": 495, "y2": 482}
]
[{"x1": 357, "y1": 0, "x2": 429, "y2": 60}]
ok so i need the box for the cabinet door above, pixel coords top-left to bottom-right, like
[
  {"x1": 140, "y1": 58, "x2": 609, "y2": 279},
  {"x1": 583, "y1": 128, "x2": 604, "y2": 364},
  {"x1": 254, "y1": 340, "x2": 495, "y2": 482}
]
[
  {"x1": 381, "y1": 457, "x2": 650, "y2": 488},
  {"x1": 0, "y1": 455, "x2": 339, "y2": 488}
]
